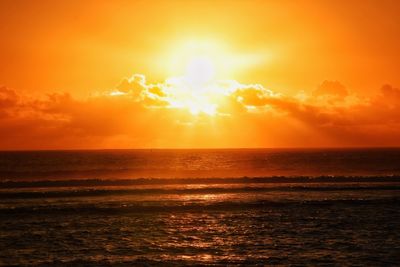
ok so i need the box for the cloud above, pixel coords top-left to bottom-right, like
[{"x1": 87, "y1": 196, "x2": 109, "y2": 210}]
[
  {"x1": 313, "y1": 80, "x2": 348, "y2": 98},
  {"x1": 0, "y1": 86, "x2": 19, "y2": 118},
  {"x1": 231, "y1": 84, "x2": 279, "y2": 107},
  {"x1": 0, "y1": 76, "x2": 399, "y2": 149}
]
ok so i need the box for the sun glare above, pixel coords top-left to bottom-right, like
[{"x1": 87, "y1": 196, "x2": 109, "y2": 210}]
[
  {"x1": 143, "y1": 38, "x2": 267, "y2": 116},
  {"x1": 185, "y1": 55, "x2": 216, "y2": 87},
  {"x1": 111, "y1": 39, "x2": 267, "y2": 116},
  {"x1": 165, "y1": 39, "x2": 227, "y2": 80},
  {"x1": 158, "y1": 39, "x2": 238, "y2": 115}
]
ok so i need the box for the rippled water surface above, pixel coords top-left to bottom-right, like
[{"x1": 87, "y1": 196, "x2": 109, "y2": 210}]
[
  {"x1": 1, "y1": 148, "x2": 400, "y2": 179},
  {"x1": 1, "y1": 149, "x2": 400, "y2": 265},
  {"x1": 1, "y1": 182, "x2": 400, "y2": 266}
]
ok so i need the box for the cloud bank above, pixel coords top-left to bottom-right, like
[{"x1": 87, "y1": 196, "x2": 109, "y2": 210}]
[{"x1": 0, "y1": 75, "x2": 400, "y2": 149}]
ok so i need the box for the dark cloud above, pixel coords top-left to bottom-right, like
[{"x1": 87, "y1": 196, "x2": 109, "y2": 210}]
[{"x1": 380, "y1": 84, "x2": 400, "y2": 101}]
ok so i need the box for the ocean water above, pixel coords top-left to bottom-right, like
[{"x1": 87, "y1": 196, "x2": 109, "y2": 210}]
[{"x1": 0, "y1": 148, "x2": 400, "y2": 266}]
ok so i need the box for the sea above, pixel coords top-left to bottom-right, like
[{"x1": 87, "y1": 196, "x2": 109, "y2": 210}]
[{"x1": 0, "y1": 148, "x2": 399, "y2": 266}]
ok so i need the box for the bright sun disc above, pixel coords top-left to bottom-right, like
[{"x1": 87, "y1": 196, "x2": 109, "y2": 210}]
[
  {"x1": 185, "y1": 56, "x2": 216, "y2": 86},
  {"x1": 159, "y1": 38, "x2": 265, "y2": 116},
  {"x1": 164, "y1": 39, "x2": 229, "y2": 81}
]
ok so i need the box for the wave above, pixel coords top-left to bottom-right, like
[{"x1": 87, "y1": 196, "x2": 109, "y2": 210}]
[
  {"x1": 1, "y1": 184, "x2": 400, "y2": 199},
  {"x1": 1, "y1": 198, "x2": 399, "y2": 216},
  {"x1": 1, "y1": 176, "x2": 400, "y2": 188}
]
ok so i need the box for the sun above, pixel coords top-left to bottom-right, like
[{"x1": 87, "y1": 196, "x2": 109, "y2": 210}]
[
  {"x1": 164, "y1": 39, "x2": 237, "y2": 82},
  {"x1": 158, "y1": 39, "x2": 233, "y2": 115},
  {"x1": 152, "y1": 38, "x2": 265, "y2": 116},
  {"x1": 185, "y1": 55, "x2": 216, "y2": 87},
  {"x1": 109, "y1": 38, "x2": 268, "y2": 116}
]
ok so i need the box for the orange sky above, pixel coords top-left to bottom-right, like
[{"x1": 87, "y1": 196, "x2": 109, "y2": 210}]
[{"x1": 0, "y1": 0, "x2": 400, "y2": 149}]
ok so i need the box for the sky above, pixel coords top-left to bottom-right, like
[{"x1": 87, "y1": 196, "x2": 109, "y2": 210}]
[{"x1": 0, "y1": 0, "x2": 400, "y2": 149}]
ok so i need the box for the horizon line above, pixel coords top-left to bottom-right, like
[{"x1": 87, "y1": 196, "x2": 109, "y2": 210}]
[{"x1": 1, "y1": 146, "x2": 400, "y2": 152}]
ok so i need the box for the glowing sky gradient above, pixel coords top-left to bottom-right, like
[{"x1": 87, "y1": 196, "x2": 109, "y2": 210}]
[{"x1": 0, "y1": 0, "x2": 399, "y2": 149}]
